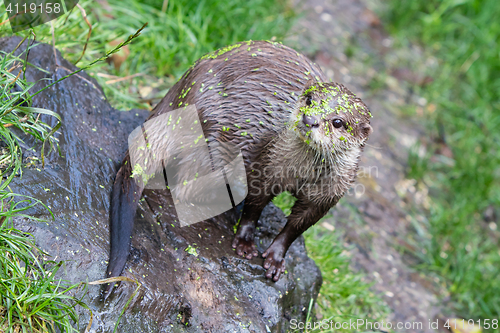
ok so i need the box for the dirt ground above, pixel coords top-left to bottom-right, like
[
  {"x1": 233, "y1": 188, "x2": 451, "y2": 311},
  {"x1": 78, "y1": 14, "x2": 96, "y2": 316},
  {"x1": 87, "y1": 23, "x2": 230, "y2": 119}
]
[{"x1": 288, "y1": 0, "x2": 446, "y2": 331}]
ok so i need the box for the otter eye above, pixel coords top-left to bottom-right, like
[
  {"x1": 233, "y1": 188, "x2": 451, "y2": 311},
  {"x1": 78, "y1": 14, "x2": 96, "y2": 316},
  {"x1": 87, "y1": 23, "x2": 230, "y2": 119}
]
[
  {"x1": 332, "y1": 119, "x2": 343, "y2": 128},
  {"x1": 305, "y1": 95, "x2": 312, "y2": 106}
]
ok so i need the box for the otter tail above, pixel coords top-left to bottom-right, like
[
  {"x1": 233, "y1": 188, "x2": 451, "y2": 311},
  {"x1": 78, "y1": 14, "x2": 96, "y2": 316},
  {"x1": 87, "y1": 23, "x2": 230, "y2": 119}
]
[{"x1": 102, "y1": 156, "x2": 141, "y2": 299}]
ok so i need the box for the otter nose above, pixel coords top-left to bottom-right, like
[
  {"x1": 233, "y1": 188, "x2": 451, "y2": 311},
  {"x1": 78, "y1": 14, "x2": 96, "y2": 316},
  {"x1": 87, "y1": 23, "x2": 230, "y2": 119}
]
[{"x1": 302, "y1": 114, "x2": 320, "y2": 128}]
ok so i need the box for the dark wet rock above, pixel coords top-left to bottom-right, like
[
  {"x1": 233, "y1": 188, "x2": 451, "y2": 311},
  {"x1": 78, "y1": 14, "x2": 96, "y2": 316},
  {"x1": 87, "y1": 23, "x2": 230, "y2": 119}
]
[{"x1": 1, "y1": 36, "x2": 321, "y2": 332}]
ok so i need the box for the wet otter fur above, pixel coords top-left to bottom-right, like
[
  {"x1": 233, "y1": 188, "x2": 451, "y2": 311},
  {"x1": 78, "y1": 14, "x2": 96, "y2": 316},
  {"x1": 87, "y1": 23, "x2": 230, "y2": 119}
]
[{"x1": 104, "y1": 40, "x2": 373, "y2": 296}]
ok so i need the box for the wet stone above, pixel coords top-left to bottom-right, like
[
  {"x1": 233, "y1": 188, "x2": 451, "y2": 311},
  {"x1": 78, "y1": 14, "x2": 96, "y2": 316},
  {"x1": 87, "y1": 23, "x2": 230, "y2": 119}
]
[{"x1": 1, "y1": 36, "x2": 322, "y2": 332}]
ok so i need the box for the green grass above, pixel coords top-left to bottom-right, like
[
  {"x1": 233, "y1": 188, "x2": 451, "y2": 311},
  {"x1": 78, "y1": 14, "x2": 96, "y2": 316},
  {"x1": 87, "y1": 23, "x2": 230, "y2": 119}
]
[
  {"x1": 0, "y1": 39, "x2": 86, "y2": 332},
  {"x1": 384, "y1": 0, "x2": 500, "y2": 326},
  {"x1": 274, "y1": 193, "x2": 389, "y2": 332},
  {"x1": 2, "y1": 0, "x2": 296, "y2": 110},
  {"x1": 0, "y1": 217, "x2": 85, "y2": 333},
  {"x1": 302, "y1": 227, "x2": 390, "y2": 333},
  {"x1": 0, "y1": 39, "x2": 61, "y2": 169}
]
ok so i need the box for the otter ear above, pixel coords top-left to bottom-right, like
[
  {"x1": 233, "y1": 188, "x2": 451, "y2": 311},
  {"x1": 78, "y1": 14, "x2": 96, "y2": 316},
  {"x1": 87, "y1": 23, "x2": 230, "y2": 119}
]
[
  {"x1": 301, "y1": 78, "x2": 319, "y2": 95},
  {"x1": 360, "y1": 122, "x2": 373, "y2": 138},
  {"x1": 306, "y1": 77, "x2": 317, "y2": 87}
]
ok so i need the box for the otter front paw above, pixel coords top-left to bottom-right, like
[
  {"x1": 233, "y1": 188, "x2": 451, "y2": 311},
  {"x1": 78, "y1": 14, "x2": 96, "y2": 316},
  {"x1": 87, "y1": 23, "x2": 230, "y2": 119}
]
[
  {"x1": 232, "y1": 236, "x2": 259, "y2": 259},
  {"x1": 262, "y1": 246, "x2": 286, "y2": 281}
]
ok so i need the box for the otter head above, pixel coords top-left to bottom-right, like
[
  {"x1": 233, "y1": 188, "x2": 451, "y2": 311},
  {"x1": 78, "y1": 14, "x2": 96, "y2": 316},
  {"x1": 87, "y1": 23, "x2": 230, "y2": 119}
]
[{"x1": 291, "y1": 82, "x2": 373, "y2": 156}]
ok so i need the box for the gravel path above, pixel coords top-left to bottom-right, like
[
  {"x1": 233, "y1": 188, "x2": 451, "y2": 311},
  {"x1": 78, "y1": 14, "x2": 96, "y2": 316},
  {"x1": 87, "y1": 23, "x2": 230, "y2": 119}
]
[{"x1": 288, "y1": 0, "x2": 445, "y2": 331}]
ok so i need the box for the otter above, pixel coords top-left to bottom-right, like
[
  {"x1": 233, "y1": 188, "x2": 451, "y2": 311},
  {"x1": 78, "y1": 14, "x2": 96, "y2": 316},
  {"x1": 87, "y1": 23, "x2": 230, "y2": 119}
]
[{"x1": 104, "y1": 40, "x2": 373, "y2": 296}]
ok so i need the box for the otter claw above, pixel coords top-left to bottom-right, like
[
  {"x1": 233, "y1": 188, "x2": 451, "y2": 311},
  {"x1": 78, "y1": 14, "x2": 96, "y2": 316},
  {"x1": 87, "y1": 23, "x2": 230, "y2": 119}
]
[
  {"x1": 262, "y1": 248, "x2": 286, "y2": 281},
  {"x1": 232, "y1": 237, "x2": 258, "y2": 259}
]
